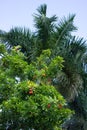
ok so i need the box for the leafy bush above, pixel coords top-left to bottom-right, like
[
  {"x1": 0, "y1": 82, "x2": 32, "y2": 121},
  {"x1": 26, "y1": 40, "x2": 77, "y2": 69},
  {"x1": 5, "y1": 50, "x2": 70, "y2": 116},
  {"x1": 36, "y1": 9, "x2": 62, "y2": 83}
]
[{"x1": 0, "y1": 44, "x2": 73, "y2": 130}]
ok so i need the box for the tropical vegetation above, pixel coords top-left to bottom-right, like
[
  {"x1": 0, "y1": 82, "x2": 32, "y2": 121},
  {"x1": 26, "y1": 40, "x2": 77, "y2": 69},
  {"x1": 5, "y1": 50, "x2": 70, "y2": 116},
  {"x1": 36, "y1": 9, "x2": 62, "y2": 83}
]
[{"x1": 0, "y1": 4, "x2": 87, "y2": 130}]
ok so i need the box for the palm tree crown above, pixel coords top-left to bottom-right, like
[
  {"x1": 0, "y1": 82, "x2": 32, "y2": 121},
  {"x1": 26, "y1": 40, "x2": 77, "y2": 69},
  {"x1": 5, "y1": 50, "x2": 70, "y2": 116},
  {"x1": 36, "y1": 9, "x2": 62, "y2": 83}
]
[{"x1": 34, "y1": 4, "x2": 57, "y2": 49}]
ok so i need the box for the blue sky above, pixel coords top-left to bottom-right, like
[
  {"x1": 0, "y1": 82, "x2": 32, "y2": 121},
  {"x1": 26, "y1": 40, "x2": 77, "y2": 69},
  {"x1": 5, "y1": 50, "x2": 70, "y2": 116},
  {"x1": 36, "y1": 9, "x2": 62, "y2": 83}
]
[{"x1": 0, "y1": 0, "x2": 87, "y2": 39}]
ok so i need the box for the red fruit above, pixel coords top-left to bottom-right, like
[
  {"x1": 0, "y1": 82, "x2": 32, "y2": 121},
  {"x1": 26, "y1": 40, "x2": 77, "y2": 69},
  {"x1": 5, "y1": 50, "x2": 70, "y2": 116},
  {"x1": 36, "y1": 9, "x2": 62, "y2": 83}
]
[
  {"x1": 47, "y1": 104, "x2": 51, "y2": 108},
  {"x1": 58, "y1": 104, "x2": 62, "y2": 109},
  {"x1": 29, "y1": 88, "x2": 33, "y2": 95}
]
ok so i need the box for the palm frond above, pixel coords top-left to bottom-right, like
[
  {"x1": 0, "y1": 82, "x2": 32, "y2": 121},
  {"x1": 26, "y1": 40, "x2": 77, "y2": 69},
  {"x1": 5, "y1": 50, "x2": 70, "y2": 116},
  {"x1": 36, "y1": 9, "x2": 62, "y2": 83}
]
[
  {"x1": 2, "y1": 27, "x2": 32, "y2": 46},
  {"x1": 70, "y1": 36, "x2": 87, "y2": 55},
  {"x1": 37, "y1": 4, "x2": 47, "y2": 16},
  {"x1": 49, "y1": 15, "x2": 57, "y2": 23},
  {"x1": 55, "y1": 14, "x2": 77, "y2": 46}
]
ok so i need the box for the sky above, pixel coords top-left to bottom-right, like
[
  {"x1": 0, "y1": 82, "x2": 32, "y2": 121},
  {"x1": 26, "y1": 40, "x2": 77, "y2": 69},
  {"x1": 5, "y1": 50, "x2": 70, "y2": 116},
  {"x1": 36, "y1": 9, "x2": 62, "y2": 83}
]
[{"x1": 0, "y1": 0, "x2": 87, "y2": 39}]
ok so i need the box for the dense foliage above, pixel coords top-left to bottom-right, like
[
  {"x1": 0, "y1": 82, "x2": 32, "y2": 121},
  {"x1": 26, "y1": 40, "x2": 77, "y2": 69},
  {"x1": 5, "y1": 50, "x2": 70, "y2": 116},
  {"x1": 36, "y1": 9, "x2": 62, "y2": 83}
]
[{"x1": 0, "y1": 44, "x2": 73, "y2": 130}]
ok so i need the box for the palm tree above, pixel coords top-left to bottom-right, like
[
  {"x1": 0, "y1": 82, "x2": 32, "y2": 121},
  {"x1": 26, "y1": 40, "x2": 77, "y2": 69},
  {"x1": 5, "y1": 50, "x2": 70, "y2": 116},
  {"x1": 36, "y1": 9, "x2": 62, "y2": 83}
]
[
  {"x1": 0, "y1": 27, "x2": 38, "y2": 61},
  {"x1": 55, "y1": 36, "x2": 87, "y2": 129},
  {"x1": 55, "y1": 36, "x2": 86, "y2": 100},
  {"x1": 33, "y1": 4, "x2": 57, "y2": 50},
  {"x1": 0, "y1": 5, "x2": 77, "y2": 63},
  {"x1": 0, "y1": 5, "x2": 86, "y2": 100},
  {"x1": 50, "y1": 14, "x2": 87, "y2": 128}
]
